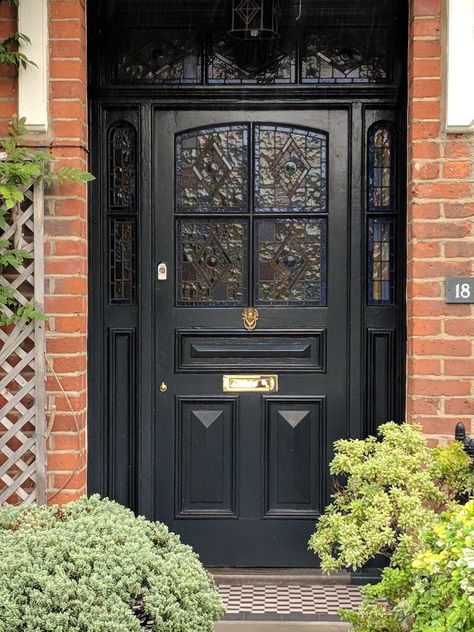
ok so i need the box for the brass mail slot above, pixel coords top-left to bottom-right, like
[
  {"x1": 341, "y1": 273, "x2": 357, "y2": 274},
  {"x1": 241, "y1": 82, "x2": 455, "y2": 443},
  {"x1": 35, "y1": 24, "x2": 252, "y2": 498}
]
[{"x1": 223, "y1": 374, "x2": 278, "y2": 393}]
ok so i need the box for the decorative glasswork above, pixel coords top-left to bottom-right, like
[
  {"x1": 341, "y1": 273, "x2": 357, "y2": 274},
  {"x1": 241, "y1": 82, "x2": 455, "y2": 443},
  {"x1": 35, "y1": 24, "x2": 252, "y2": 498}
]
[
  {"x1": 254, "y1": 218, "x2": 327, "y2": 306},
  {"x1": 116, "y1": 30, "x2": 201, "y2": 84},
  {"x1": 176, "y1": 125, "x2": 249, "y2": 213},
  {"x1": 208, "y1": 32, "x2": 294, "y2": 84},
  {"x1": 368, "y1": 217, "x2": 395, "y2": 304},
  {"x1": 108, "y1": 122, "x2": 136, "y2": 210},
  {"x1": 368, "y1": 123, "x2": 395, "y2": 211},
  {"x1": 302, "y1": 29, "x2": 389, "y2": 84},
  {"x1": 177, "y1": 219, "x2": 248, "y2": 306},
  {"x1": 109, "y1": 218, "x2": 136, "y2": 304},
  {"x1": 254, "y1": 125, "x2": 327, "y2": 213}
]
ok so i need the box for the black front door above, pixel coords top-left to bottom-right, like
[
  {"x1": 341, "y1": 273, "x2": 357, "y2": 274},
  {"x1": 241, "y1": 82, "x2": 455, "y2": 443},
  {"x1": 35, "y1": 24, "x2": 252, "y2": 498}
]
[{"x1": 153, "y1": 110, "x2": 348, "y2": 566}]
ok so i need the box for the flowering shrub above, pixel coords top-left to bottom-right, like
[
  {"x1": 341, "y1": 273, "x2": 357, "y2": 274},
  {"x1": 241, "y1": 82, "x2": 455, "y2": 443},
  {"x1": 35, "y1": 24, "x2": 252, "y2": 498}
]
[
  {"x1": 0, "y1": 496, "x2": 224, "y2": 631},
  {"x1": 309, "y1": 422, "x2": 474, "y2": 632}
]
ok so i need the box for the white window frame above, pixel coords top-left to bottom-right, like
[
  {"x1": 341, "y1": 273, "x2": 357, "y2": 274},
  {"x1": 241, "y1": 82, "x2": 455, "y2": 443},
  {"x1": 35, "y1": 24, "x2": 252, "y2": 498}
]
[
  {"x1": 446, "y1": 0, "x2": 474, "y2": 132},
  {"x1": 18, "y1": 0, "x2": 49, "y2": 133}
]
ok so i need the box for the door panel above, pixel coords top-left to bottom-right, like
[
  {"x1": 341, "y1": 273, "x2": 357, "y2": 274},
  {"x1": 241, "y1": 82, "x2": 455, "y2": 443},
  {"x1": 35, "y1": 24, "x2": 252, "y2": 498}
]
[{"x1": 154, "y1": 109, "x2": 348, "y2": 566}]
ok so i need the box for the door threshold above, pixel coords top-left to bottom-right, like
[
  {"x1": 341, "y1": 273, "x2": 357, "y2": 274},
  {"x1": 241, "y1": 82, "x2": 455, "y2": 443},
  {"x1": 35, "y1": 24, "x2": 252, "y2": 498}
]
[
  {"x1": 215, "y1": 623, "x2": 351, "y2": 631},
  {"x1": 209, "y1": 568, "x2": 351, "y2": 586}
]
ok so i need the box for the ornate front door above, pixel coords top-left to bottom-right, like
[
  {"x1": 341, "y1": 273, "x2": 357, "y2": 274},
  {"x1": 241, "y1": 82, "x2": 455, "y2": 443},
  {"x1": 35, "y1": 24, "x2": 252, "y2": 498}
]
[
  {"x1": 88, "y1": 0, "x2": 407, "y2": 569},
  {"x1": 153, "y1": 110, "x2": 348, "y2": 566}
]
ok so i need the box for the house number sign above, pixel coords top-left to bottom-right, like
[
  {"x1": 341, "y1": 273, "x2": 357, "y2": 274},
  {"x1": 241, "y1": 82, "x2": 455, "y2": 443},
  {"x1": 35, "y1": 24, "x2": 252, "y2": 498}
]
[{"x1": 445, "y1": 278, "x2": 474, "y2": 303}]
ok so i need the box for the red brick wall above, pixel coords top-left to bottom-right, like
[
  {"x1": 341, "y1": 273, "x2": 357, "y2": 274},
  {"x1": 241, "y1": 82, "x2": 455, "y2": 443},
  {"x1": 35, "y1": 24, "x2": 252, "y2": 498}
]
[
  {"x1": 0, "y1": 0, "x2": 88, "y2": 503},
  {"x1": 407, "y1": 0, "x2": 474, "y2": 445},
  {"x1": 0, "y1": 0, "x2": 473, "y2": 505},
  {"x1": 45, "y1": 0, "x2": 88, "y2": 502}
]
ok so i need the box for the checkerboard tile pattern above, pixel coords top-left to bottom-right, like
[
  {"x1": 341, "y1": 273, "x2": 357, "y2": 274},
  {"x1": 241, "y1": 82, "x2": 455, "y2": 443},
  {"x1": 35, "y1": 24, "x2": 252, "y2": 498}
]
[{"x1": 217, "y1": 584, "x2": 363, "y2": 616}]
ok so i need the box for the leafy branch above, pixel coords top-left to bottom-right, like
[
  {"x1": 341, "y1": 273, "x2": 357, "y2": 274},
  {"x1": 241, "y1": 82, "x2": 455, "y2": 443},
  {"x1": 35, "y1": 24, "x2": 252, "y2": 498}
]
[{"x1": 0, "y1": 118, "x2": 94, "y2": 326}]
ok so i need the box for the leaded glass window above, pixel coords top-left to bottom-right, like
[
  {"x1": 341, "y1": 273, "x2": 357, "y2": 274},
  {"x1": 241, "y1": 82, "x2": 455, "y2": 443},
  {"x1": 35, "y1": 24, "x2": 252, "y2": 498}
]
[
  {"x1": 108, "y1": 122, "x2": 137, "y2": 210},
  {"x1": 254, "y1": 125, "x2": 327, "y2": 213},
  {"x1": 116, "y1": 29, "x2": 201, "y2": 84},
  {"x1": 176, "y1": 219, "x2": 249, "y2": 306},
  {"x1": 176, "y1": 125, "x2": 249, "y2": 213},
  {"x1": 368, "y1": 123, "x2": 395, "y2": 212},
  {"x1": 255, "y1": 218, "x2": 327, "y2": 306},
  {"x1": 302, "y1": 29, "x2": 389, "y2": 84},
  {"x1": 207, "y1": 32, "x2": 295, "y2": 84},
  {"x1": 109, "y1": 218, "x2": 137, "y2": 304},
  {"x1": 368, "y1": 218, "x2": 394, "y2": 304}
]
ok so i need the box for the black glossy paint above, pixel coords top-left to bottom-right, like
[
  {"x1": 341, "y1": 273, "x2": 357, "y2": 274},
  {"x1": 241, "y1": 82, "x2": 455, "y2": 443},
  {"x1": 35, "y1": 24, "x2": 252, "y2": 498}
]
[{"x1": 88, "y1": 0, "x2": 407, "y2": 567}]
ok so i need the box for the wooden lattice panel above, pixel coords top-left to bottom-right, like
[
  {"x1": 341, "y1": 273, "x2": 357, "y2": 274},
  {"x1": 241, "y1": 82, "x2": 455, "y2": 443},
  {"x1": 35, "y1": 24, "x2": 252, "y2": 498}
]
[{"x1": 0, "y1": 183, "x2": 46, "y2": 504}]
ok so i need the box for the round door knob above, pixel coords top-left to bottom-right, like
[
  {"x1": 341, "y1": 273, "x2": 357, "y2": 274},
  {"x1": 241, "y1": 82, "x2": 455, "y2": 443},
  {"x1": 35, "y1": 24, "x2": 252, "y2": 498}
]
[{"x1": 160, "y1": 382, "x2": 168, "y2": 393}]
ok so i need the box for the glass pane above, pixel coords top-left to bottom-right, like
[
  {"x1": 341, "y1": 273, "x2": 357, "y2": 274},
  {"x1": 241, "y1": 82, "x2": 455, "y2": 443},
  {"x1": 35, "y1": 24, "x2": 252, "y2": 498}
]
[
  {"x1": 176, "y1": 125, "x2": 249, "y2": 213},
  {"x1": 254, "y1": 125, "x2": 327, "y2": 213},
  {"x1": 254, "y1": 218, "x2": 327, "y2": 306},
  {"x1": 368, "y1": 124, "x2": 395, "y2": 211},
  {"x1": 116, "y1": 29, "x2": 201, "y2": 84},
  {"x1": 302, "y1": 28, "x2": 389, "y2": 84},
  {"x1": 109, "y1": 218, "x2": 136, "y2": 304},
  {"x1": 108, "y1": 122, "x2": 136, "y2": 210},
  {"x1": 368, "y1": 217, "x2": 395, "y2": 305},
  {"x1": 176, "y1": 219, "x2": 248, "y2": 306},
  {"x1": 208, "y1": 32, "x2": 295, "y2": 84}
]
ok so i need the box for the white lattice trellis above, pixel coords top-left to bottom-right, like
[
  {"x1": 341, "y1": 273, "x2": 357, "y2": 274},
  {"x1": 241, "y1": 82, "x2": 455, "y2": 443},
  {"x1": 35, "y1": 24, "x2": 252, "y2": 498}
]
[{"x1": 0, "y1": 182, "x2": 46, "y2": 504}]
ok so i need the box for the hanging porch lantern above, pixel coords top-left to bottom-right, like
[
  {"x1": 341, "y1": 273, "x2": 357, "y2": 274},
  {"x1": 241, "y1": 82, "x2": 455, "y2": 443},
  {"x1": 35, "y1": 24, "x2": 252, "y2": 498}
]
[{"x1": 229, "y1": 0, "x2": 281, "y2": 40}]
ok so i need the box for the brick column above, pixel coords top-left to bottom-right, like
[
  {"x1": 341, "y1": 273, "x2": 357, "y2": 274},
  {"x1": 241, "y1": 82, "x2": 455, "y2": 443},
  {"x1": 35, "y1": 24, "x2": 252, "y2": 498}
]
[
  {"x1": 45, "y1": 0, "x2": 88, "y2": 502},
  {"x1": 408, "y1": 0, "x2": 474, "y2": 444}
]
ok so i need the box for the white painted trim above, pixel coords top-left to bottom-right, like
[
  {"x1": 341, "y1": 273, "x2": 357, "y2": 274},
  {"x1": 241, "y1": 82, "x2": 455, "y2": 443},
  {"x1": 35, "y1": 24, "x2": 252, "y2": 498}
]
[
  {"x1": 18, "y1": 0, "x2": 49, "y2": 133},
  {"x1": 446, "y1": 0, "x2": 474, "y2": 132}
]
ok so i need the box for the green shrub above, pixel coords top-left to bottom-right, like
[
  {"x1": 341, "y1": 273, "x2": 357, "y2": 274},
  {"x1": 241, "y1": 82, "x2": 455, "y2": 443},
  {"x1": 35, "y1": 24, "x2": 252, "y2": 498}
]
[
  {"x1": 404, "y1": 500, "x2": 474, "y2": 631},
  {"x1": 0, "y1": 495, "x2": 224, "y2": 631},
  {"x1": 309, "y1": 422, "x2": 474, "y2": 572},
  {"x1": 309, "y1": 422, "x2": 474, "y2": 632}
]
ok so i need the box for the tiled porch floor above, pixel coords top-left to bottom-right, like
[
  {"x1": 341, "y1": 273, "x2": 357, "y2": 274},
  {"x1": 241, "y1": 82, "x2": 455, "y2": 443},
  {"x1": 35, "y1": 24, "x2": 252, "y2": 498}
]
[{"x1": 216, "y1": 582, "x2": 363, "y2": 623}]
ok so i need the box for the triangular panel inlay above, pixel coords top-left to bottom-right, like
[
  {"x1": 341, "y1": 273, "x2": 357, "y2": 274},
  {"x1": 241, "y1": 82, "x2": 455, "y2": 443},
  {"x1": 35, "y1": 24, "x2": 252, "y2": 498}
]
[
  {"x1": 279, "y1": 410, "x2": 309, "y2": 429},
  {"x1": 193, "y1": 410, "x2": 222, "y2": 429}
]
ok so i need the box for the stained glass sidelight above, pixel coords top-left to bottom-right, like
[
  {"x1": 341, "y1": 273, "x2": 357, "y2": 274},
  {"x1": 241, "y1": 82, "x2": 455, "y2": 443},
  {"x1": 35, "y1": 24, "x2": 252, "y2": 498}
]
[
  {"x1": 368, "y1": 124, "x2": 395, "y2": 211},
  {"x1": 109, "y1": 122, "x2": 137, "y2": 210},
  {"x1": 176, "y1": 219, "x2": 248, "y2": 306},
  {"x1": 116, "y1": 30, "x2": 201, "y2": 84},
  {"x1": 254, "y1": 125, "x2": 327, "y2": 213},
  {"x1": 302, "y1": 29, "x2": 389, "y2": 84},
  {"x1": 254, "y1": 218, "x2": 327, "y2": 306},
  {"x1": 176, "y1": 125, "x2": 249, "y2": 213},
  {"x1": 208, "y1": 32, "x2": 295, "y2": 84},
  {"x1": 368, "y1": 217, "x2": 395, "y2": 304},
  {"x1": 109, "y1": 218, "x2": 136, "y2": 304}
]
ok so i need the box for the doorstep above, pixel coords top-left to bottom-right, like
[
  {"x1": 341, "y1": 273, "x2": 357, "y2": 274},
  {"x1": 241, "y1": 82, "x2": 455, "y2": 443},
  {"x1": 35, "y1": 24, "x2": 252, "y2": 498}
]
[
  {"x1": 215, "y1": 623, "x2": 351, "y2": 631},
  {"x1": 212, "y1": 572, "x2": 362, "y2": 631}
]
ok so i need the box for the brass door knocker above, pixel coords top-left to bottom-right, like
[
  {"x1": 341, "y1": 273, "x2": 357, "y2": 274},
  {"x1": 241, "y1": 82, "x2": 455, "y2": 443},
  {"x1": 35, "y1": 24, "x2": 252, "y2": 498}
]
[{"x1": 242, "y1": 307, "x2": 259, "y2": 332}]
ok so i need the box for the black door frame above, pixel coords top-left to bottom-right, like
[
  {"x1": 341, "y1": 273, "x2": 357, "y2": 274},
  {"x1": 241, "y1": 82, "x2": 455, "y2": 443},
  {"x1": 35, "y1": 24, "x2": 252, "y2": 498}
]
[{"x1": 87, "y1": 2, "x2": 408, "y2": 524}]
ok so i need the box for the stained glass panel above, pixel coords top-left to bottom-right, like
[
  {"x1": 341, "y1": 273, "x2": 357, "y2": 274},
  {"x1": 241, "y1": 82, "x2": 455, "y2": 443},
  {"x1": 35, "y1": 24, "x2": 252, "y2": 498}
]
[
  {"x1": 302, "y1": 29, "x2": 389, "y2": 84},
  {"x1": 208, "y1": 32, "x2": 295, "y2": 84},
  {"x1": 177, "y1": 219, "x2": 248, "y2": 306},
  {"x1": 176, "y1": 125, "x2": 249, "y2": 213},
  {"x1": 368, "y1": 124, "x2": 395, "y2": 211},
  {"x1": 368, "y1": 217, "x2": 395, "y2": 305},
  {"x1": 116, "y1": 29, "x2": 201, "y2": 84},
  {"x1": 255, "y1": 218, "x2": 327, "y2": 306},
  {"x1": 254, "y1": 125, "x2": 327, "y2": 213},
  {"x1": 109, "y1": 122, "x2": 136, "y2": 210},
  {"x1": 109, "y1": 218, "x2": 136, "y2": 304}
]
